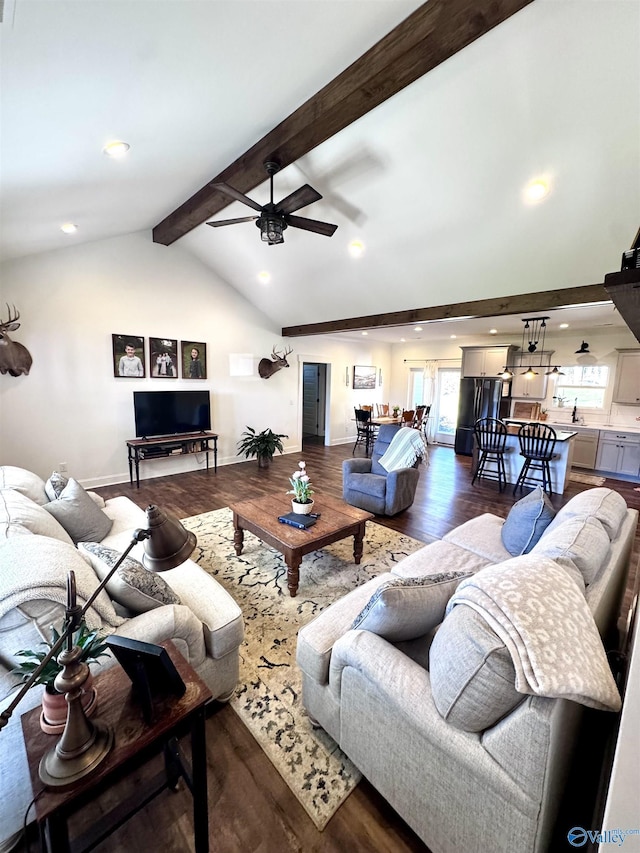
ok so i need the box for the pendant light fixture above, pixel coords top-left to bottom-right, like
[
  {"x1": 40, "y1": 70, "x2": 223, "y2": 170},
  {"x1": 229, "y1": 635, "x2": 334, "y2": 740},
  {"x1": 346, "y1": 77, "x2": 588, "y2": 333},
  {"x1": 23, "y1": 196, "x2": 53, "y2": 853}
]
[
  {"x1": 498, "y1": 316, "x2": 551, "y2": 379},
  {"x1": 545, "y1": 365, "x2": 565, "y2": 376}
]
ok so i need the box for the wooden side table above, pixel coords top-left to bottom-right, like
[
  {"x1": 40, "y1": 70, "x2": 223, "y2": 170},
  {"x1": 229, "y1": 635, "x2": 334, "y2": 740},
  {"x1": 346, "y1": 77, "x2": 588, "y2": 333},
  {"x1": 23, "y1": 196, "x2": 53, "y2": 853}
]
[{"x1": 21, "y1": 640, "x2": 212, "y2": 853}]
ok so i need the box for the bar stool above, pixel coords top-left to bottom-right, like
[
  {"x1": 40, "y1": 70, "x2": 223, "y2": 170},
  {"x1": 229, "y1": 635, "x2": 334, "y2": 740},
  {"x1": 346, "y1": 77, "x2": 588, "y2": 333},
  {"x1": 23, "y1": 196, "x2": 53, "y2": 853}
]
[
  {"x1": 472, "y1": 417, "x2": 508, "y2": 492},
  {"x1": 513, "y1": 423, "x2": 557, "y2": 496}
]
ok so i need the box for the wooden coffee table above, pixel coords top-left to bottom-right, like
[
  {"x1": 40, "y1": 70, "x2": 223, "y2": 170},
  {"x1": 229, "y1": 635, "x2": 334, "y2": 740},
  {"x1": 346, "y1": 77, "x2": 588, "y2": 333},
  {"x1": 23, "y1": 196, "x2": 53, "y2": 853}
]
[{"x1": 229, "y1": 493, "x2": 374, "y2": 597}]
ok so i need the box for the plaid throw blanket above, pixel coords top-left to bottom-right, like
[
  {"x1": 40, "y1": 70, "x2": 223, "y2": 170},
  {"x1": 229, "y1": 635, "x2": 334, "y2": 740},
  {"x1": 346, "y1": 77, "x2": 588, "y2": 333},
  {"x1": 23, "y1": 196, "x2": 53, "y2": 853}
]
[{"x1": 378, "y1": 426, "x2": 428, "y2": 472}]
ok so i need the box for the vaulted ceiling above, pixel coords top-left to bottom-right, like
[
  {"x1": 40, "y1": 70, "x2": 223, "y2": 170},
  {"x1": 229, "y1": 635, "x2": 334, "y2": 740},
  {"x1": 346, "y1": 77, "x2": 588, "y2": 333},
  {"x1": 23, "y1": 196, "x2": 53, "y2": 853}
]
[{"x1": 1, "y1": 0, "x2": 638, "y2": 340}]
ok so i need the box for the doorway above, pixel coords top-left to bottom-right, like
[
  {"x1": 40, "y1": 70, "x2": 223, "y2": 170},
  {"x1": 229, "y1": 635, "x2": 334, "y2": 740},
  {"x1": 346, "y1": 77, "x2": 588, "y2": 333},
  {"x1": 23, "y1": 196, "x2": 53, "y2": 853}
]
[
  {"x1": 302, "y1": 363, "x2": 327, "y2": 446},
  {"x1": 434, "y1": 368, "x2": 461, "y2": 445}
]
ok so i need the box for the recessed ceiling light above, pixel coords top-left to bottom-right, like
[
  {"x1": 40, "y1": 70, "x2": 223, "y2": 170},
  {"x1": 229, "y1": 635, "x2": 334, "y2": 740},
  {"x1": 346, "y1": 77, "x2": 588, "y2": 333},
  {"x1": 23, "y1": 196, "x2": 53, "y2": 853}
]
[
  {"x1": 450, "y1": 334, "x2": 457, "y2": 339},
  {"x1": 559, "y1": 323, "x2": 569, "y2": 329},
  {"x1": 414, "y1": 326, "x2": 422, "y2": 332},
  {"x1": 60, "y1": 222, "x2": 77, "y2": 234},
  {"x1": 348, "y1": 240, "x2": 365, "y2": 258},
  {"x1": 524, "y1": 178, "x2": 550, "y2": 203},
  {"x1": 489, "y1": 328, "x2": 498, "y2": 335},
  {"x1": 400, "y1": 338, "x2": 406, "y2": 343},
  {"x1": 103, "y1": 140, "x2": 130, "y2": 158},
  {"x1": 257, "y1": 270, "x2": 271, "y2": 283},
  {"x1": 361, "y1": 331, "x2": 368, "y2": 336}
]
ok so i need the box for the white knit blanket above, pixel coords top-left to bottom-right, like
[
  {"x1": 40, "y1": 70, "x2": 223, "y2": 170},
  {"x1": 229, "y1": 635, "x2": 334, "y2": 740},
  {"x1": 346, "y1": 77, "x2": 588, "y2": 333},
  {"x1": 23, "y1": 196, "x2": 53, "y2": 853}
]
[
  {"x1": 378, "y1": 427, "x2": 428, "y2": 472},
  {"x1": 0, "y1": 537, "x2": 123, "y2": 629},
  {"x1": 446, "y1": 557, "x2": 621, "y2": 712}
]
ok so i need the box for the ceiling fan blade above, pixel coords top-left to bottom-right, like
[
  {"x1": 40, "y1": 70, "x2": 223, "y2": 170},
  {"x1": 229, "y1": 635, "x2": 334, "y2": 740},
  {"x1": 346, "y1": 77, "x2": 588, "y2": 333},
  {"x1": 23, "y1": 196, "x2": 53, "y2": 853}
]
[
  {"x1": 206, "y1": 216, "x2": 259, "y2": 227},
  {"x1": 276, "y1": 184, "x2": 322, "y2": 214},
  {"x1": 286, "y1": 214, "x2": 337, "y2": 237},
  {"x1": 212, "y1": 182, "x2": 263, "y2": 212}
]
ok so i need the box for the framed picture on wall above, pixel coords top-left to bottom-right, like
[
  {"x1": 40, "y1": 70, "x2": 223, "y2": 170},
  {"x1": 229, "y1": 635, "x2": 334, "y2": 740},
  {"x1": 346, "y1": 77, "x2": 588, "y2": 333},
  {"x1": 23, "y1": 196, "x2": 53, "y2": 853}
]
[
  {"x1": 112, "y1": 334, "x2": 145, "y2": 378},
  {"x1": 353, "y1": 365, "x2": 376, "y2": 390},
  {"x1": 150, "y1": 337, "x2": 178, "y2": 378},
  {"x1": 181, "y1": 340, "x2": 207, "y2": 379}
]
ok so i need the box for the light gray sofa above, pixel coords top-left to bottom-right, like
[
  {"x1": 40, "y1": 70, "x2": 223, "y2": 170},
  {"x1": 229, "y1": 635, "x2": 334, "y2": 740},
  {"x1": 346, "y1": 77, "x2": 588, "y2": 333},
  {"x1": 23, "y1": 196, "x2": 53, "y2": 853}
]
[
  {"x1": 297, "y1": 487, "x2": 638, "y2": 853},
  {"x1": 0, "y1": 465, "x2": 243, "y2": 852}
]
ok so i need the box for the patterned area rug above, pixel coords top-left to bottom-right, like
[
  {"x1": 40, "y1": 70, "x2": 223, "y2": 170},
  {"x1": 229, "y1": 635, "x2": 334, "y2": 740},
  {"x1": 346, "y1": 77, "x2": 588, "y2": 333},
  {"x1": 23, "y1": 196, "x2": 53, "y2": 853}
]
[
  {"x1": 569, "y1": 472, "x2": 606, "y2": 486},
  {"x1": 181, "y1": 507, "x2": 427, "y2": 830}
]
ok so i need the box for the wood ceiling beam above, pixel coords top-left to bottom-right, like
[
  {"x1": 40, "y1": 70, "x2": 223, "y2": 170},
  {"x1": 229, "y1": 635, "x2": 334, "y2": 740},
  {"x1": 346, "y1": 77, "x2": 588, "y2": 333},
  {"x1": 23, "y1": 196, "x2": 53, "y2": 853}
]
[
  {"x1": 152, "y1": 0, "x2": 534, "y2": 246},
  {"x1": 281, "y1": 283, "x2": 610, "y2": 337},
  {"x1": 604, "y1": 271, "x2": 640, "y2": 344}
]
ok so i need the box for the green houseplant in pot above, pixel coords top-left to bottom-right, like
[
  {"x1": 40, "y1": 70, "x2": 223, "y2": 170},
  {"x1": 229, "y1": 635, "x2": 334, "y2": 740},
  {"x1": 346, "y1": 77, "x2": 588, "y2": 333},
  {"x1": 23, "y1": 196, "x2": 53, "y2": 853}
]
[
  {"x1": 11, "y1": 622, "x2": 110, "y2": 734},
  {"x1": 237, "y1": 426, "x2": 288, "y2": 468}
]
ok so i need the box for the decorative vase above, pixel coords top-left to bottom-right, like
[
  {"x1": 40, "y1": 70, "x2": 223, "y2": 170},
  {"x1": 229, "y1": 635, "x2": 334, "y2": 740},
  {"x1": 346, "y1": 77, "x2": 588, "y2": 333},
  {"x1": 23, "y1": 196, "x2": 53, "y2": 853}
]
[
  {"x1": 40, "y1": 673, "x2": 98, "y2": 734},
  {"x1": 291, "y1": 499, "x2": 314, "y2": 515},
  {"x1": 257, "y1": 455, "x2": 270, "y2": 469}
]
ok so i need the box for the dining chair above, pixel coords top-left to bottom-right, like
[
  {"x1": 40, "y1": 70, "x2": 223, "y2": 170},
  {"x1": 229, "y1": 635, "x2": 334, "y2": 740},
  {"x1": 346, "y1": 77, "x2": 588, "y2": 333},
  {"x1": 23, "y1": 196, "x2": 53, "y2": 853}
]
[
  {"x1": 472, "y1": 417, "x2": 509, "y2": 491},
  {"x1": 401, "y1": 409, "x2": 415, "y2": 424},
  {"x1": 513, "y1": 423, "x2": 558, "y2": 496},
  {"x1": 375, "y1": 403, "x2": 390, "y2": 418},
  {"x1": 353, "y1": 408, "x2": 374, "y2": 455}
]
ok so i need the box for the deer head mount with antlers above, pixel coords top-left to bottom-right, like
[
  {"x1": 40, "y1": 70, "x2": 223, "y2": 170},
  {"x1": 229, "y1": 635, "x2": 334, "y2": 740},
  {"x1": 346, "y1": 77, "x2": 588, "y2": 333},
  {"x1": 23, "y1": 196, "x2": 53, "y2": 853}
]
[
  {"x1": 258, "y1": 345, "x2": 293, "y2": 379},
  {"x1": 0, "y1": 305, "x2": 32, "y2": 376}
]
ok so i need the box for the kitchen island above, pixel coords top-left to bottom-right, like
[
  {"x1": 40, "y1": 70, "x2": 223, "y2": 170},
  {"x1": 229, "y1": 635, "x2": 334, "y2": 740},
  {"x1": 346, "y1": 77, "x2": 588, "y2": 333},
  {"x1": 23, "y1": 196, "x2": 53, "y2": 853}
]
[{"x1": 498, "y1": 419, "x2": 578, "y2": 494}]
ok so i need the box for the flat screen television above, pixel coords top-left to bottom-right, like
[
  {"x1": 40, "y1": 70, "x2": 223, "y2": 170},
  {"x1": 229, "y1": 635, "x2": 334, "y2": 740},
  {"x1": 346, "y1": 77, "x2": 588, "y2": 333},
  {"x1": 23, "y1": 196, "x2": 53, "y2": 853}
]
[{"x1": 133, "y1": 390, "x2": 211, "y2": 438}]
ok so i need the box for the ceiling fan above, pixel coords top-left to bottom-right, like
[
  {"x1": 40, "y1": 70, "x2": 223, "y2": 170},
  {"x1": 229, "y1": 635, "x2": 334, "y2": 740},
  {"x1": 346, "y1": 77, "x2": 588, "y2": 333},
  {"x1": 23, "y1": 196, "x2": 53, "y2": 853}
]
[{"x1": 206, "y1": 161, "x2": 338, "y2": 245}]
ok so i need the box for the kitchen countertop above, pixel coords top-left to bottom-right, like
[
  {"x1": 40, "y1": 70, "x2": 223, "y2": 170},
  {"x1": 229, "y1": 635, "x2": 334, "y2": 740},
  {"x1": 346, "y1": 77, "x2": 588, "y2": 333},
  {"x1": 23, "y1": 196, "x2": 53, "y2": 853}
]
[
  {"x1": 503, "y1": 418, "x2": 577, "y2": 441},
  {"x1": 505, "y1": 418, "x2": 640, "y2": 436}
]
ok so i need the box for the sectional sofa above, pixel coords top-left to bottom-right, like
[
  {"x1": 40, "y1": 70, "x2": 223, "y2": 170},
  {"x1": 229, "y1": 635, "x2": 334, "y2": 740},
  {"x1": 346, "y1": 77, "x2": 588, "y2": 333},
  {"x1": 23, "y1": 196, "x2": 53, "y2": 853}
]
[
  {"x1": 0, "y1": 465, "x2": 243, "y2": 852},
  {"x1": 297, "y1": 487, "x2": 638, "y2": 853}
]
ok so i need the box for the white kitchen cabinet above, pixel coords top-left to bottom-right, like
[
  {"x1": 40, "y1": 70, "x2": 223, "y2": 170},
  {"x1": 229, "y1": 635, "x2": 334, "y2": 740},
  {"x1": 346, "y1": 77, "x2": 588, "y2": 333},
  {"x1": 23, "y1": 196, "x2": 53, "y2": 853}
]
[
  {"x1": 571, "y1": 429, "x2": 599, "y2": 469},
  {"x1": 510, "y1": 352, "x2": 552, "y2": 400},
  {"x1": 612, "y1": 350, "x2": 640, "y2": 404},
  {"x1": 460, "y1": 346, "x2": 516, "y2": 378},
  {"x1": 595, "y1": 431, "x2": 640, "y2": 477}
]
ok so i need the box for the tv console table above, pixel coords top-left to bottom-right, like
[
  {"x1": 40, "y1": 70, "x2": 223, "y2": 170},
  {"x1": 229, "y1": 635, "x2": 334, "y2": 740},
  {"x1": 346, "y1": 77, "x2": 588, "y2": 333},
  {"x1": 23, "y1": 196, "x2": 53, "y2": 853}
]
[{"x1": 127, "y1": 432, "x2": 218, "y2": 488}]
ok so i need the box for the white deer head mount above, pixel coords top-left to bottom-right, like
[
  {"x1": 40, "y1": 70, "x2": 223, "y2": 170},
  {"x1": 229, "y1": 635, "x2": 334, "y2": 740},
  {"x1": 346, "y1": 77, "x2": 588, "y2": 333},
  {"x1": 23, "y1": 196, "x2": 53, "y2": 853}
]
[
  {"x1": 0, "y1": 305, "x2": 33, "y2": 376},
  {"x1": 258, "y1": 345, "x2": 293, "y2": 379}
]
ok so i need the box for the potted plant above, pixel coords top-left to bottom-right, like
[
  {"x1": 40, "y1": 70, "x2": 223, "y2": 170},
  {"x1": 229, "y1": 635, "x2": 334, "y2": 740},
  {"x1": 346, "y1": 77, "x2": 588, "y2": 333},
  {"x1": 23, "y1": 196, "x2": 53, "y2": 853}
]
[
  {"x1": 539, "y1": 408, "x2": 548, "y2": 421},
  {"x1": 11, "y1": 622, "x2": 110, "y2": 733},
  {"x1": 392, "y1": 405, "x2": 401, "y2": 418},
  {"x1": 237, "y1": 426, "x2": 288, "y2": 468},
  {"x1": 287, "y1": 461, "x2": 315, "y2": 514}
]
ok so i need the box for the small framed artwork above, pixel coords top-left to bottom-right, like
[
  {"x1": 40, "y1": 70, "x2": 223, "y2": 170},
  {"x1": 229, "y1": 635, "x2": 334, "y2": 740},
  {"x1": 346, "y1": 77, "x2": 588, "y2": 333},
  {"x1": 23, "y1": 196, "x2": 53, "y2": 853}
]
[
  {"x1": 150, "y1": 337, "x2": 178, "y2": 378},
  {"x1": 113, "y1": 334, "x2": 145, "y2": 378},
  {"x1": 353, "y1": 365, "x2": 376, "y2": 390},
  {"x1": 181, "y1": 340, "x2": 207, "y2": 379}
]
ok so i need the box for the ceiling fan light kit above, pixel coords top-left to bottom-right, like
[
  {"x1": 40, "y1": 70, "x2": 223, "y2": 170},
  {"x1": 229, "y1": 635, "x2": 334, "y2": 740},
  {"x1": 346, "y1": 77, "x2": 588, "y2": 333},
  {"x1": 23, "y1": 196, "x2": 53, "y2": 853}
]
[{"x1": 206, "y1": 160, "x2": 337, "y2": 246}]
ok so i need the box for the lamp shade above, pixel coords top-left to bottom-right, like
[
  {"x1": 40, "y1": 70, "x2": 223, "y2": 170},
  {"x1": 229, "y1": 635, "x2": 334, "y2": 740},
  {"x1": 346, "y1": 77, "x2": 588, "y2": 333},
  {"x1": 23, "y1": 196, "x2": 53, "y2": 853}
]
[
  {"x1": 575, "y1": 341, "x2": 590, "y2": 354},
  {"x1": 141, "y1": 505, "x2": 196, "y2": 571}
]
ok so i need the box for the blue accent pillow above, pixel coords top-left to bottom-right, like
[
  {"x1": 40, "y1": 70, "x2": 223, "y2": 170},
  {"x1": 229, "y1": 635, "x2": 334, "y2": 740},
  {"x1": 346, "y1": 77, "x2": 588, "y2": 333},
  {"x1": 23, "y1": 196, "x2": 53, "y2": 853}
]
[{"x1": 501, "y1": 486, "x2": 556, "y2": 556}]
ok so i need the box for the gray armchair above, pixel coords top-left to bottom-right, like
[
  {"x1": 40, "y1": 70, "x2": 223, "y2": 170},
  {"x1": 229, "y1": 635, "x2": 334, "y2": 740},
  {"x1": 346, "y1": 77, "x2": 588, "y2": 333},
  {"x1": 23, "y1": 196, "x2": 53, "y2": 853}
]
[{"x1": 342, "y1": 424, "x2": 421, "y2": 516}]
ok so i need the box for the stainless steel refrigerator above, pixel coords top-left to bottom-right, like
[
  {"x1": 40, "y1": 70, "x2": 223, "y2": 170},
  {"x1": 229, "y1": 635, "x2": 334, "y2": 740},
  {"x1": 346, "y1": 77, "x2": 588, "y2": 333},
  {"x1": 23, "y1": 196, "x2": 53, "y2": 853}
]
[{"x1": 454, "y1": 378, "x2": 510, "y2": 455}]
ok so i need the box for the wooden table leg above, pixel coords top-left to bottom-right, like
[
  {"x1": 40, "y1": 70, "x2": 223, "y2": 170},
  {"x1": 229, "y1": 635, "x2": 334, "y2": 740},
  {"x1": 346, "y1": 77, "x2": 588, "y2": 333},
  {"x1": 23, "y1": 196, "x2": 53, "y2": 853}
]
[
  {"x1": 233, "y1": 515, "x2": 244, "y2": 556},
  {"x1": 285, "y1": 554, "x2": 302, "y2": 597},
  {"x1": 353, "y1": 522, "x2": 367, "y2": 564},
  {"x1": 191, "y1": 706, "x2": 209, "y2": 853}
]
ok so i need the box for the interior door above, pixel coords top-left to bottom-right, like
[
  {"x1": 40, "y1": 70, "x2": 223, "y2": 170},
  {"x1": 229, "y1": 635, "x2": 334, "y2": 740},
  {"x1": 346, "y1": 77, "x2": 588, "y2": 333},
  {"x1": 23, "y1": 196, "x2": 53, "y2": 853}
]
[{"x1": 302, "y1": 363, "x2": 326, "y2": 439}]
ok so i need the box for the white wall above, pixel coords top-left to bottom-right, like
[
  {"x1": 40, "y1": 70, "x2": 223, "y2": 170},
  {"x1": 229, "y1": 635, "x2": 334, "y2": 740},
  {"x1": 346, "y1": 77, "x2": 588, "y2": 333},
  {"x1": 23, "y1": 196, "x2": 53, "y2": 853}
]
[{"x1": 0, "y1": 232, "x2": 392, "y2": 486}]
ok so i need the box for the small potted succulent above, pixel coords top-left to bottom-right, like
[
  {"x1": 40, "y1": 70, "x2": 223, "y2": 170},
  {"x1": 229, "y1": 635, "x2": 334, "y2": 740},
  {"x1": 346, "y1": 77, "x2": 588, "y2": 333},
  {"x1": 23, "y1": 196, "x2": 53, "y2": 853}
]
[
  {"x1": 237, "y1": 426, "x2": 288, "y2": 468},
  {"x1": 287, "y1": 461, "x2": 315, "y2": 514},
  {"x1": 11, "y1": 622, "x2": 110, "y2": 733}
]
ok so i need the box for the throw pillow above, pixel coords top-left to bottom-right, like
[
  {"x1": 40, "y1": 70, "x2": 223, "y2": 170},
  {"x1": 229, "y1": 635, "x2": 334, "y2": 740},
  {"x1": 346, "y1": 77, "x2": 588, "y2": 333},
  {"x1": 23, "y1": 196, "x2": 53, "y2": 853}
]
[
  {"x1": 0, "y1": 488, "x2": 73, "y2": 544},
  {"x1": 351, "y1": 571, "x2": 472, "y2": 642},
  {"x1": 43, "y1": 478, "x2": 113, "y2": 544},
  {"x1": 530, "y1": 515, "x2": 610, "y2": 586},
  {"x1": 45, "y1": 471, "x2": 68, "y2": 501},
  {"x1": 0, "y1": 466, "x2": 49, "y2": 506},
  {"x1": 429, "y1": 604, "x2": 522, "y2": 731},
  {"x1": 501, "y1": 486, "x2": 556, "y2": 556},
  {"x1": 78, "y1": 542, "x2": 181, "y2": 613}
]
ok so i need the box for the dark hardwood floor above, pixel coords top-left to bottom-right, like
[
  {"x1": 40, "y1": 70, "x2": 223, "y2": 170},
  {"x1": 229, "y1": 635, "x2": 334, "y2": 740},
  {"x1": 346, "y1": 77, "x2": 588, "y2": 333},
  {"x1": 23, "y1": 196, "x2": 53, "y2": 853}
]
[{"x1": 18, "y1": 443, "x2": 639, "y2": 853}]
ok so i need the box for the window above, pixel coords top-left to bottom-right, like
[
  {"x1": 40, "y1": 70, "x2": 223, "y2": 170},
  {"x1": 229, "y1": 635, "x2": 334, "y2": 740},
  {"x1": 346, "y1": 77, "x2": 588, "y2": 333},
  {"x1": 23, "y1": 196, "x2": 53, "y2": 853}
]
[
  {"x1": 555, "y1": 365, "x2": 609, "y2": 408},
  {"x1": 408, "y1": 368, "x2": 424, "y2": 409}
]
